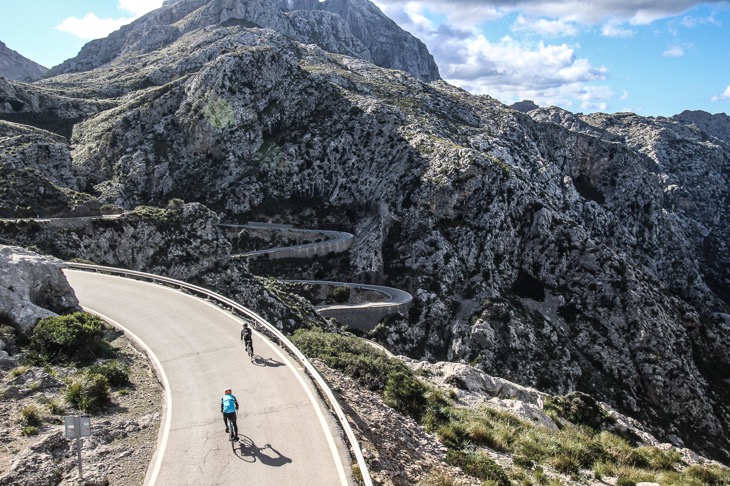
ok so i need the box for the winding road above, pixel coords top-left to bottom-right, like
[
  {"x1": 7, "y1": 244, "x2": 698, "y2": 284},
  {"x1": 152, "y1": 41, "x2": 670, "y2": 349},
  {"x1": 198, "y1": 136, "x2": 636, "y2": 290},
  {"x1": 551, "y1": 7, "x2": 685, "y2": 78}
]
[{"x1": 64, "y1": 269, "x2": 353, "y2": 486}]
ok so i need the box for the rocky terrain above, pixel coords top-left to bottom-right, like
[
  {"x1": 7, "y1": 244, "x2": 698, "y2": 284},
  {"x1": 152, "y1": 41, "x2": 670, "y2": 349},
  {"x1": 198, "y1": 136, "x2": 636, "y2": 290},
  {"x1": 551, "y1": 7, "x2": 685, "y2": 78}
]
[{"x1": 0, "y1": 0, "x2": 728, "y2": 469}]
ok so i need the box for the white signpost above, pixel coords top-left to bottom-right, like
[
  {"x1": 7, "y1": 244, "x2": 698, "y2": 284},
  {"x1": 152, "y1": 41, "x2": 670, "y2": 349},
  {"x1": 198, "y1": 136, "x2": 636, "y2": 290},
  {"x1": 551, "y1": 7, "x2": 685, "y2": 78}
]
[{"x1": 64, "y1": 415, "x2": 91, "y2": 480}]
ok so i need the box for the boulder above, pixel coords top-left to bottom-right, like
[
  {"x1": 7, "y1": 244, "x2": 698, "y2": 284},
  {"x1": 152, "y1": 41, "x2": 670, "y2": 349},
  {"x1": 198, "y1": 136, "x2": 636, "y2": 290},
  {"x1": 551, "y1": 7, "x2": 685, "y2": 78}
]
[{"x1": 0, "y1": 245, "x2": 80, "y2": 334}]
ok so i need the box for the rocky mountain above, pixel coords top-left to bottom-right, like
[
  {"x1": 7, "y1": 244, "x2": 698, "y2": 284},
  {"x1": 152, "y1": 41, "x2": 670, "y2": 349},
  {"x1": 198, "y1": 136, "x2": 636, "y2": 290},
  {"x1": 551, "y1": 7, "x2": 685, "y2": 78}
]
[
  {"x1": 0, "y1": 42, "x2": 47, "y2": 82},
  {"x1": 0, "y1": 0, "x2": 729, "y2": 467},
  {"x1": 47, "y1": 0, "x2": 439, "y2": 82}
]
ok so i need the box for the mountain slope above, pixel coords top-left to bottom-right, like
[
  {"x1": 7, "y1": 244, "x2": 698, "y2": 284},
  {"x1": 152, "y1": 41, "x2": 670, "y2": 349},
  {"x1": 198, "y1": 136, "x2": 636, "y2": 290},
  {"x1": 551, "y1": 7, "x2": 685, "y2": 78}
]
[
  {"x1": 0, "y1": 0, "x2": 728, "y2": 465},
  {"x1": 0, "y1": 42, "x2": 47, "y2": 81}
]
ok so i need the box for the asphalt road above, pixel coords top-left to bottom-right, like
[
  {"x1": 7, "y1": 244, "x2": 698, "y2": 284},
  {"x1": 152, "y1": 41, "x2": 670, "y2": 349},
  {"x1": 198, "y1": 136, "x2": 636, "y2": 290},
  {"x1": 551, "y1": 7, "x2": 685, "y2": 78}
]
[{"x1": 64, "y1": 270, "x2": 351, "y2": 486}]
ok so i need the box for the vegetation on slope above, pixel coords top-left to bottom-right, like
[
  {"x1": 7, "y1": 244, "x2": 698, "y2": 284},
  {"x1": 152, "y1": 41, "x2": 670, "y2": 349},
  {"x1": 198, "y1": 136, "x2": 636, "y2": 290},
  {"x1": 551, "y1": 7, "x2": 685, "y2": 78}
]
[{"x1": 291, "y1": 329, "x2": 730, "y2": 485}]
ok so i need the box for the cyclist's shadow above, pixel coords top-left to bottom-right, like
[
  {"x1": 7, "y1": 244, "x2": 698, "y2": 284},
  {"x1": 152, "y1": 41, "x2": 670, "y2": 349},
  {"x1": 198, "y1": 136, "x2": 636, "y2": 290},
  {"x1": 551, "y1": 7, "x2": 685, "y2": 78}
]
[
  {"x1": 234, "y1": 435, "x2": 292, "y2": 467},
  {"x1": 251, "y1": 355, "x2": 285, "y2": 368}
]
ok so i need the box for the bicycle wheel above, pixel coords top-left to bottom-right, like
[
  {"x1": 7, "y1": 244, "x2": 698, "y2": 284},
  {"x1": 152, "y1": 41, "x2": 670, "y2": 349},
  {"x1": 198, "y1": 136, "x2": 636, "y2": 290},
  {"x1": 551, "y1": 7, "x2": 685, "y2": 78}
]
[{"x1": 228, "y1": 417, "x2": 236, "y2": 441}]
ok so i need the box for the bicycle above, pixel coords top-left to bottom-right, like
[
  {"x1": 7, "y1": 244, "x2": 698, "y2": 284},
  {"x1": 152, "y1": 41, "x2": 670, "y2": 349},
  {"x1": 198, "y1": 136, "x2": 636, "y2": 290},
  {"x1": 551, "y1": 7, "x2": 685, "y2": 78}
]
[
  {"x1": 245, "y1": 339, "x2": 254, "y2": 362},
  {"x1": 226, "y1": 413, "x2": 237, "y2": 442}
]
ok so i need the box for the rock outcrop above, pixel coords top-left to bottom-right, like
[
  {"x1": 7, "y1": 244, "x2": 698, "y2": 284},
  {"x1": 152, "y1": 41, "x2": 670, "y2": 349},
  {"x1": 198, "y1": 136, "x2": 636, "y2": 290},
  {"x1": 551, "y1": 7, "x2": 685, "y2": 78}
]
[{"x1": 0, "y1": 246, "x2": 79, "y2": 334}]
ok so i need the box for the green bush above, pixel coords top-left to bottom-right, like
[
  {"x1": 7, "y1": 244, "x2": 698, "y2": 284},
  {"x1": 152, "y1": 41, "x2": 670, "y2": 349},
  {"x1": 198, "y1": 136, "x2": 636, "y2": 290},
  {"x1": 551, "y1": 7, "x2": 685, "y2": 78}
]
[
  {"x1": 416, "y1": 470, "x2": 461, "y2": 486},
  {"x1": 544, "y1": 391, "x2": 611, "y2": 430},
  {"x1": 332, "y1": 286, "x2": 350, "y2": 304},
  {"x1": 383, "y1": 369, "x2": 427, "y2": 419},
  {"x1": 87, "y1": 360, "x2": 130, "y2": 387},
  {"x1": 20, "y1": 404, "x2": 42, "y2": 426},
  {"x1": 445, "y1": 450, "x2": 509, "y2": 485},
  {"x1": 21, "y1": 426, "x2": 39, "y2": 436},
  {"x1": 47, "y1": 400, "x2": 65, "y2": 415},
  {"x1": 682, "y1": 464, "x2": 730, "y2": 485},
  {"x1": 291, "y1": 329, "x2": 410, "y2": 391},
  {"x1": 437, "y1": 422, "x2": 470, "y2": 449},
  {"x1": 30, "y1": 313, "x2": 113, "y2": 365},
  {"x1": 65, "y1": 373, "x2": 110, "y2": 412}
]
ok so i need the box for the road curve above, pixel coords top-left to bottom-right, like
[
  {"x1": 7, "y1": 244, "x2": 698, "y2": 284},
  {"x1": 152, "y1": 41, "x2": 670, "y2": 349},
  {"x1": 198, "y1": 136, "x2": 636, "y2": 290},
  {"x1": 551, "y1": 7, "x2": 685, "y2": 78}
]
[{"x1": 64, "y1": 270, "x2": 352, "y2": 486}]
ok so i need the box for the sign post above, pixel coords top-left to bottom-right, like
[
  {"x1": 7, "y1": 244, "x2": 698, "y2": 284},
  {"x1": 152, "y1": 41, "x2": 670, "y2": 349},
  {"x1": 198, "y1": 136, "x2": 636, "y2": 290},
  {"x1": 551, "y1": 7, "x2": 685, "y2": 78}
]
[{"x1": 64, "y1": 415, "x2": 91, "y2": 480}]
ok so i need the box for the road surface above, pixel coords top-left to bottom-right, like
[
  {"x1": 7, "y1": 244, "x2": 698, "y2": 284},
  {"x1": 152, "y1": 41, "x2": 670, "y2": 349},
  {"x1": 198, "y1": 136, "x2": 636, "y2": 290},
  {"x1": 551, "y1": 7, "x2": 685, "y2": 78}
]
[{"x1": 64, "y1": 269, "x2": 352, "y2": 486}]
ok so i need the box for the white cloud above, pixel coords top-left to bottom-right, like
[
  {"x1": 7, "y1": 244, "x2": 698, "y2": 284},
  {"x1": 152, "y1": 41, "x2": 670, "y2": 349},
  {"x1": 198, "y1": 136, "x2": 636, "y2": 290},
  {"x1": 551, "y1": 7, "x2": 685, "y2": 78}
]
[
  {"x1": 55, "y1": 13, "x2": 131, "y2": 40},
  {"x1": 710, "y1": 85, "x2": 730, "y2": 101},
  {"x1": 55, "y1": 1, "x2": 164, "y2": 40},
  {"x1": 512, "y1": 15, "x2": 578, "y2": 36},
  {"x1": 601, "y1": 19, "x2": 634, "y2": 37},
  {"x1": 663, "y1": 45, "x2": 685, "y2": 57},
  {"x1": 436, "y1": 33, "x2": 611, "y2": 110}
]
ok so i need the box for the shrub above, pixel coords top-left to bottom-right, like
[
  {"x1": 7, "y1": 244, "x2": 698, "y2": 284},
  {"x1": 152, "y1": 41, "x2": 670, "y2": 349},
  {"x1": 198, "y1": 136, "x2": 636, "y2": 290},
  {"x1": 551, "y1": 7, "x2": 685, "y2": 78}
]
[
  {"x1": 383, "y1": 369, "x2": 427, "y2": 420},
  {"x1": 9, "y1": 365, "x2": 30, "y2": 378},
  {"x1": 21, "y1": 426, "x2": 39, "y2": 436},
  {"x1": 445, "y1": 450, "x2": 509, "y2": 485},
  {"x1": 633, "y1": 446, "x2": 682, "y2": 471},
  {"x1": 437, "y1": 422, "x2": 470, "y2": 449},
  {"x1": 30, "y1": 312, "x2": 113, "y2": 365},
  {"x1": 65, "y1": 373, "x2": 110, "y2": 412},
  {"x1": 551, "y1": 453, "x2": 580, "y2": 475},
  {"x1": 87, "y1": 360, "x2": 130, "y2": 387},
  {"x1": 332, "y1": 286, "x2": 350, "y2": 304},
  {"x1": 417, "y1": 469, "x2": 461, "y2": 486},
  {"x1": 616, "y1": 476, "x2": 636, "y2": 486},
  {"x1": 544, "y1": 392, "x2": 611, "y2": 430},
  {"x1": 20, "y1": 405, "x2": 42, "y2": 427},
  {"x1": 47, "y1": 400, "x2": 65, "y2": 415},
  {"x1": 291, "y1": 329, "x2": 412, "y2": 391},
  {"x1": 682, "y1": 464, "x2": 730, "y2": 485}
]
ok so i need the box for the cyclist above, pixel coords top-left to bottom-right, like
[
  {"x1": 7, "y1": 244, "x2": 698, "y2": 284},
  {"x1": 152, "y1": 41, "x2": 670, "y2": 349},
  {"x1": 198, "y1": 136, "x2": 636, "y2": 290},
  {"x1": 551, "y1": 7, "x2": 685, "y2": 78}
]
[
  {"x1": 221, "y1": 387, "x2": 239, "y2": 439},
  {"x1": 241, "y1": 322, "x2": 253, "y2": 356}
]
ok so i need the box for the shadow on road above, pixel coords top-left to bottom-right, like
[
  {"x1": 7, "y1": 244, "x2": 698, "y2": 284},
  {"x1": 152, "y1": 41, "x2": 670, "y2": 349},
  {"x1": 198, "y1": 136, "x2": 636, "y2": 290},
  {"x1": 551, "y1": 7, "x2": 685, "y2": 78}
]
[
  {"x1": 253, "y1": 356, "x2": 284, "y2": 368},
  {"x1": 234, "y1": 435, "x2": 292, "y2": 467}
]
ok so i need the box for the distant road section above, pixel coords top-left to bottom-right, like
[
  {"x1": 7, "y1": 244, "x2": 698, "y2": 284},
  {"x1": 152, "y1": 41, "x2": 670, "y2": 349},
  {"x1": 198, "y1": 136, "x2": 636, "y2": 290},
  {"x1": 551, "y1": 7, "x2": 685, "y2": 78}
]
[
  {"x1": 64, "y1": 270, "x2": 352, "y2": 486},
  {"x1": 221, "y1": 222, "x2": 353, "y2": 259}
]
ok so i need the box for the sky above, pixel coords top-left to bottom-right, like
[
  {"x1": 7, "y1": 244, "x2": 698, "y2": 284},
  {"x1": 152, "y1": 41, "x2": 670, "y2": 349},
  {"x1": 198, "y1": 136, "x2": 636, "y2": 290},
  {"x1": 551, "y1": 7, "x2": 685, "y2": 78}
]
[{"x1": 1, "y1": 0, "x2": 729, "y2": 117}]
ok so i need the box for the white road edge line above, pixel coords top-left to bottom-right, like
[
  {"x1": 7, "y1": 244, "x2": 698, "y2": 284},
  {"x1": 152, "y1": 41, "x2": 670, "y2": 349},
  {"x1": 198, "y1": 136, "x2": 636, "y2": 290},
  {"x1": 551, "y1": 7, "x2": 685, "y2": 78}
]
[{"x1": 79, "y1": 306, "x2": 172, "y2": 486}]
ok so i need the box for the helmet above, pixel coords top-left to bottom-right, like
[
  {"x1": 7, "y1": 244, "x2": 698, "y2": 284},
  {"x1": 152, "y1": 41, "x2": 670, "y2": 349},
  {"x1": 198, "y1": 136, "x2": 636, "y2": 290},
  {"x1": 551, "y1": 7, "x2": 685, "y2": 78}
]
[{"x1": 224, "y1": 387, "x2": 232, "y2": 394}]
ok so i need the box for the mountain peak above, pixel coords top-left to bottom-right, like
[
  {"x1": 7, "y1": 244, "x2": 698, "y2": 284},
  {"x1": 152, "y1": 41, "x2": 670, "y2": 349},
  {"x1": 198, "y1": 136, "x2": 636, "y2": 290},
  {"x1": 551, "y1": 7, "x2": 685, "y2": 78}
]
[
  {"x1": 0, "y1": 41, "x2": 48, "y2": 82},
  {"x1": 48, "y1": 0, "x2": 439, "y2": 81}
]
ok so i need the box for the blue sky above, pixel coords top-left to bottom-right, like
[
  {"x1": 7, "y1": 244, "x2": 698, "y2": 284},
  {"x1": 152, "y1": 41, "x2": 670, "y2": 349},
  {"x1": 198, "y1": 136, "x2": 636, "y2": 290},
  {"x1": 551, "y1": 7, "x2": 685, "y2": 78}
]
[{"x1": 1, "y1": 0, "x2": 729, "y2": 117}]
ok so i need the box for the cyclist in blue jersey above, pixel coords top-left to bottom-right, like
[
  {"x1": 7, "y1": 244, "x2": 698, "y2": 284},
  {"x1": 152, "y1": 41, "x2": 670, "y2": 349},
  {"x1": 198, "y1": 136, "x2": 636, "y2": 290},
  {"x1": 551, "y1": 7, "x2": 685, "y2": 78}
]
[{"x1": 221, "y1": 387, "x2": 239, "y2": 439}]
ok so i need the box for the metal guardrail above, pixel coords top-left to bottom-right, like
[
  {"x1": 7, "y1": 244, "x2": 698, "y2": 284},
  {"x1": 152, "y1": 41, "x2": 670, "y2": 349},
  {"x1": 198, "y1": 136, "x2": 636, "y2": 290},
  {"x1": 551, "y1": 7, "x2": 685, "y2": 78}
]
[{"x1": 65, "y1": 262, "x2": 373, "y2": 486}]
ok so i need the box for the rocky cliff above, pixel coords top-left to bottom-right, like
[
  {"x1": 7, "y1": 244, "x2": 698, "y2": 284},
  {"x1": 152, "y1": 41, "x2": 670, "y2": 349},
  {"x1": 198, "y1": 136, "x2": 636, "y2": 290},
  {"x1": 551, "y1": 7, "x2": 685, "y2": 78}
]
[
  {"x1": 0, "y1": 0, "x2": 728, "y2": 465},
  {"x1": 0, "y1": 42, "x2": 47, "y2": 82}
]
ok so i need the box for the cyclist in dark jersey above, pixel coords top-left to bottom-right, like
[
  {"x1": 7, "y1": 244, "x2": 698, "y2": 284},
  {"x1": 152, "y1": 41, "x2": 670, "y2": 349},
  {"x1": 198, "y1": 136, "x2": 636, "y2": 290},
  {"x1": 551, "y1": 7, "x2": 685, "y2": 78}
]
[
  {"x1": 241, "y1": 323, "x2": 253, "y2": 356},
  {"x1": 221, "y1": 387, "x2": 239, "y2": 439}
]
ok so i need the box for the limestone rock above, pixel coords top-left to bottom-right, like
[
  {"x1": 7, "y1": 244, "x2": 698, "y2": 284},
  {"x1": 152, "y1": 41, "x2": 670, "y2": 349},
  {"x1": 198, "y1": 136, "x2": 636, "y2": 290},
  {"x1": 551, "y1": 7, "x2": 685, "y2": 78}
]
[{"x1": 0, "y1": 246, "x2": 79, "y2": 334}]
